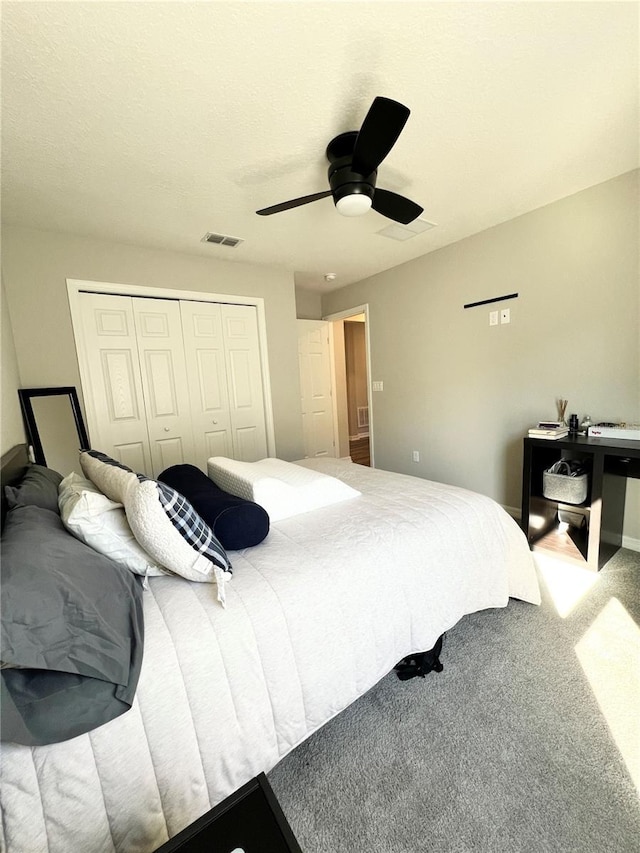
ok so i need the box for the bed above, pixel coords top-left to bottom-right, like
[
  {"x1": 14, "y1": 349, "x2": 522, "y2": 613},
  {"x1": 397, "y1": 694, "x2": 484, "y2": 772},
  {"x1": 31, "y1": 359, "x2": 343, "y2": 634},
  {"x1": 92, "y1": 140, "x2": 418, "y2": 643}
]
[{"x1": 0, "y1": 445, "x2": 540, "y2": 853}]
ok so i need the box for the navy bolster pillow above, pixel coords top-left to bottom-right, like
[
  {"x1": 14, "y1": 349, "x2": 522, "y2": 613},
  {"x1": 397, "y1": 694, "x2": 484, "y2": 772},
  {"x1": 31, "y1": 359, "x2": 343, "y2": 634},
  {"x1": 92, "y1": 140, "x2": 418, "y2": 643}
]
[{"x1": 158, "y1": 464, "x2": 269, "y2": 550}]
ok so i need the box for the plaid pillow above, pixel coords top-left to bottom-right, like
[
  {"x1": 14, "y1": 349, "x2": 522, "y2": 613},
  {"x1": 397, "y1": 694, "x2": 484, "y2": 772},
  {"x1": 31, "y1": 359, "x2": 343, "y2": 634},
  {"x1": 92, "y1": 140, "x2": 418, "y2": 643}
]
[
  {"x1": 153, "y1": 478, "x2": 231, "y2": 574},
  {"x1": 124, "y1": 475, "x2": 232, "y2": 600},
  {"x1": 84, "y1": 450, "x2": 133, "y2": 474}
]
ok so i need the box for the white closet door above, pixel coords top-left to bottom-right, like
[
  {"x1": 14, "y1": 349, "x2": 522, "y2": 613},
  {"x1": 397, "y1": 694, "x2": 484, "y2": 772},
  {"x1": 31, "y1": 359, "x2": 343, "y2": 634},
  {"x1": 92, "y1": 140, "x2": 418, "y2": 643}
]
[
  {"x1": 180, "y1": 301, "x2": 234, "y2": 469},
  {"x1": 78, "y1": 292, "x2": 152, "y2": 474},
  {"x1": 297, "y1": 319, "x2": 336, "y2": 458},
  {"x1": 132, "y1": 298, "x2": 196, "y2": 476},
  {"x1": 221, "y1": 304, "x2": 268, "y2": 462}
]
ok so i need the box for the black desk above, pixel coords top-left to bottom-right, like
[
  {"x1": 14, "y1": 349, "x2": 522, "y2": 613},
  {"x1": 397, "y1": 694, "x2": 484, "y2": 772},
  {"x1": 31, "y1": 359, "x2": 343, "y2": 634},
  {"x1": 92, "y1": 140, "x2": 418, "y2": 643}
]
[
  {"x1": 154, "y1": 773, "x2": 302, "y2": 853},
  {"x1": 521, "y1": 435, "x2": 640, "y2": 571}
]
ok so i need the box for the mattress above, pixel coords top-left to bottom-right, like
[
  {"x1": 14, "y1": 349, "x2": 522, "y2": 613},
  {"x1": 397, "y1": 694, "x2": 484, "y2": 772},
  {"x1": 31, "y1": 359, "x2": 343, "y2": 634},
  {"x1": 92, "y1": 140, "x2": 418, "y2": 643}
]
[{"x1": 0, "y1": 459, "x2": 540, "y2": 853}]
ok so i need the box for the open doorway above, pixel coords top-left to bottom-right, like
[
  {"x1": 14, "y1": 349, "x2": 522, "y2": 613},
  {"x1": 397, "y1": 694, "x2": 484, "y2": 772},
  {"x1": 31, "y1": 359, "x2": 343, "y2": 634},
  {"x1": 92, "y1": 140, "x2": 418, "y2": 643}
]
[
  {"x1": 344, "y1": 315, "x2": 370, "y2": 466},
  {"x1": 324, "y1": 305, "x2": 373, "y2": 467}
]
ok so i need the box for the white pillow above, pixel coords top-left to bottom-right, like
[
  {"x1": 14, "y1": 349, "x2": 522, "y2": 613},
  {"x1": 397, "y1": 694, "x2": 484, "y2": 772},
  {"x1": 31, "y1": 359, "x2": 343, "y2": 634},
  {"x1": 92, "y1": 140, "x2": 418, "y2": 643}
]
[
  {"x1": 79, "y1": 450, "x2": 138, "y2": 503},
  {"x1": 207, "y1": 456, "x2": 361, "y2": 521},
  {"x1": 123, "y1": 477, "x2": 232, "y2": 604},
  {"x1": 58, "y1": 472, "x2": 167, "y2": 578}
]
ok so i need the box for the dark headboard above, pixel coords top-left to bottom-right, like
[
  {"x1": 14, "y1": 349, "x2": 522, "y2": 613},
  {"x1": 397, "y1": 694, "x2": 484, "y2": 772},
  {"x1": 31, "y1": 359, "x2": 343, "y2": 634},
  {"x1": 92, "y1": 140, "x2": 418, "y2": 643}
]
[{"x1": 1, "y1": 444, "x2": 29, "y2": 531}]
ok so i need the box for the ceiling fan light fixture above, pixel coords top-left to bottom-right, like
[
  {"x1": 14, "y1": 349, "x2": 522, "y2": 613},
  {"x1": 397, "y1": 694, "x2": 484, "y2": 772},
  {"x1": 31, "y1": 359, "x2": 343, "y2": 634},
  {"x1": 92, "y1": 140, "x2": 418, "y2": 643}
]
[
  {"x1": 335, "y1": 193, "x2": 373, "y2": 217},
  {"x1": 255, "y1": 97, "x2": 423, "y2": 223}
]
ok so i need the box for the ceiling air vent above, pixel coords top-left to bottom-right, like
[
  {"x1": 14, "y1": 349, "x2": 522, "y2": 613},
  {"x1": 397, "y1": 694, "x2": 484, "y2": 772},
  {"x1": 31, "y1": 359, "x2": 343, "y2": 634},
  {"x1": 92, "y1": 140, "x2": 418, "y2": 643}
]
[
  {"x1": 377, "y1": 218, "x2": 437, "y2": 241},
  {"x1": 201, "y1": 232, "x2": 244, "y2": 248}
]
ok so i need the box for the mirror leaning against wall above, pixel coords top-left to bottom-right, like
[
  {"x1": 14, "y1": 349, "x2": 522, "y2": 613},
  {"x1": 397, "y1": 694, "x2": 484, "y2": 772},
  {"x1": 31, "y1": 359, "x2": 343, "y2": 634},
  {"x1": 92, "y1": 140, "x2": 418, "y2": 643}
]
[{"x1": 18, "y1": 387, "x2": 90, "y2": 476}]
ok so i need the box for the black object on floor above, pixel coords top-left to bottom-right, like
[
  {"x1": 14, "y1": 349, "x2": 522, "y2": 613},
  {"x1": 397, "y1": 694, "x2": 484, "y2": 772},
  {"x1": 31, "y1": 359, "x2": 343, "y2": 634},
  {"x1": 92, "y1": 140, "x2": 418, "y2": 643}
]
[{"x1": 394, "y1": 634, "x2": 444, "y2": 680}]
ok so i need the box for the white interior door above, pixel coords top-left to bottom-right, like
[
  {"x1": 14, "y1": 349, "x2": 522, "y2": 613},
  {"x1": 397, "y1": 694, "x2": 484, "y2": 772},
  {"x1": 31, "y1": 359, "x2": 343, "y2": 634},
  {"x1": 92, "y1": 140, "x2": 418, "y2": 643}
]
[
  {"x1": 78, "y1": 292, "x2": 152, "y2": 474},
  {"x1": 132, "y1": 298, "x2": 196, "y2": 476},
  {"x1": 180, "y1": 300, "x2": 234, "y2": 469},
  {"x1": 297, "y1": 319, "x2": 336, "y2": 458},
  {"x1": 221, "y1": 303, "x2": 268, "y2": 461}
]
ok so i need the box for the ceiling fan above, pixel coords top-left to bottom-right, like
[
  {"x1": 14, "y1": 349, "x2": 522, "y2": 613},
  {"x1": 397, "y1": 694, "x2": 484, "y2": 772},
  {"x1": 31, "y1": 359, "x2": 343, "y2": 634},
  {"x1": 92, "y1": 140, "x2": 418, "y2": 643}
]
[{"x1": 256, "y1": 96, "x2": 423, "y2": 225}]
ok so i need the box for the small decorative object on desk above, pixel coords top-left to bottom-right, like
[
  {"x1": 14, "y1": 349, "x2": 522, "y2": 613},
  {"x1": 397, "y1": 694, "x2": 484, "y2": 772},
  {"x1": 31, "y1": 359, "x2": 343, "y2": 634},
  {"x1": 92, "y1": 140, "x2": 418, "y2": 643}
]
[
  {"x1": 556, "y1": 398, "x2": 568, "y2": 426},
  {"x1": 580, "y1": 414, "x2": 592, "y2": 434},
  {"x1": 568, "y1": 413, "x2": 579, "y2": 435}
]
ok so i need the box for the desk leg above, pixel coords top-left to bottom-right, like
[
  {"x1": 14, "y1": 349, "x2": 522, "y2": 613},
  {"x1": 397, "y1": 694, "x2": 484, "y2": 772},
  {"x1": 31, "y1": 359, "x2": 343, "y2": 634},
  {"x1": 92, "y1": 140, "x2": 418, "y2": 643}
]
[
  {"x1": 521, "y1": 441, "x2": 532, "y2": 537},
  {"x1": 599, "y1": 473, "x2": 626, "y2": 568}
]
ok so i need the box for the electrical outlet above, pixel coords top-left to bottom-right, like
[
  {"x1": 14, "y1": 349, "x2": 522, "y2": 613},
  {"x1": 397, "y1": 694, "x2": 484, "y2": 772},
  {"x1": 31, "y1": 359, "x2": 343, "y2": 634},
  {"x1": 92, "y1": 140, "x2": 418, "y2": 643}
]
[
  {"x1": 372, "y1": 380, "x2": 384, "y2": 391},
  {"x1": 412, "y1": 450, "x2": 420, "y2": 462},
  {"x1": 489, "y1": 310, "x2": 499, "y2": 326},
  {"x1": 500, "y1": 308, "x2": 511, "y2": 324}
]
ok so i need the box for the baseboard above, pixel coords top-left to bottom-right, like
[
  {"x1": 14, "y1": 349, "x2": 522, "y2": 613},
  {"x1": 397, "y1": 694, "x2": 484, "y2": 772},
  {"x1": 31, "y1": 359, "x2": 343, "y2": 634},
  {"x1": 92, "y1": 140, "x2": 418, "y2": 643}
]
[{"x1": 622, "y1": 535, "x2": 640, "y2": 553}]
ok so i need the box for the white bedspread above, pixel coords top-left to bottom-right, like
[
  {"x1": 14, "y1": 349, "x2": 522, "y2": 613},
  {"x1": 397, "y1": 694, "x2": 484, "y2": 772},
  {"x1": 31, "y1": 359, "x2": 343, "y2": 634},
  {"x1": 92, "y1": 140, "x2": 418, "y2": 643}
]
[{"x1": 0, "y1": 460, "x2": 539, "y2": 853}]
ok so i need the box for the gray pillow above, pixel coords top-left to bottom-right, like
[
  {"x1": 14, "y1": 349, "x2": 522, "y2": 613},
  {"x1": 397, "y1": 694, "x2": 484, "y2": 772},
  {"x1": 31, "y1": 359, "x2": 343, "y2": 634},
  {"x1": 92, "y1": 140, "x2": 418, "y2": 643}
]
[
  {"x1": 4, "y1": 464, "x2": 63, "y2": 514},
  {"x1": 1, "y1": 504, "x2": 144, "y2": 745}
]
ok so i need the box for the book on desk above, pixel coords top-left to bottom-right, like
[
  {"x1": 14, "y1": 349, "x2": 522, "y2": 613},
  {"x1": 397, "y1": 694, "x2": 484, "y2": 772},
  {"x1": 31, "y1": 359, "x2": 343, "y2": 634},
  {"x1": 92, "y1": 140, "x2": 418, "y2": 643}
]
[{"x1": 528, "y1": 422, "x2": 569, "y2": 440}]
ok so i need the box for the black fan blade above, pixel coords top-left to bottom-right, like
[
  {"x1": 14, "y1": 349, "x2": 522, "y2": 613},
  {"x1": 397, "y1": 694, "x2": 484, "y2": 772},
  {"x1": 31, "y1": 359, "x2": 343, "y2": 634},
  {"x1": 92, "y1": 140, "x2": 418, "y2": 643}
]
[
  {"x1": 351, "y1": 97, "x2": 410, "y2": 177},
  {"x1": 256, "y1": 190, "x2": 332, "y2": 216},
  {"x1": 372, "y1": 189, "x2": 423, "y2": 224}
]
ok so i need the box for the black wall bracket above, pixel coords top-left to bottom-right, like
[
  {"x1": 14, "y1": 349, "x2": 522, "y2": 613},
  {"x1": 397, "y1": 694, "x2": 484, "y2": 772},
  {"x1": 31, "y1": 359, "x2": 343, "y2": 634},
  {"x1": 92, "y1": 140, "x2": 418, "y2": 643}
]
[{"x1": 464, "y1": 292, "x2": 518, "y2": 309}]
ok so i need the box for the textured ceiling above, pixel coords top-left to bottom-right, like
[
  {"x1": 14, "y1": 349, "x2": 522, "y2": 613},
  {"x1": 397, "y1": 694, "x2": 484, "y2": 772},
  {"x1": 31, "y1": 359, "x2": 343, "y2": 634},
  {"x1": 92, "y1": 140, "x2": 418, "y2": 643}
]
[{"x1": 2, "y1": 2, "x2": 638, "y2": 292}]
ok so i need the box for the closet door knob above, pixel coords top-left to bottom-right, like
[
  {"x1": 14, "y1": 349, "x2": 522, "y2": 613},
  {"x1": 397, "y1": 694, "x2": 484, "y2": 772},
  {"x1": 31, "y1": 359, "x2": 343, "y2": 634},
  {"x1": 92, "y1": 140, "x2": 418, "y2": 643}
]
[
  {"x1": 164, "y1": 427, "x2": 170, "y2": 432},
  {"x1": 212, "y1": 420, "x2": 218, "y2": 425}
]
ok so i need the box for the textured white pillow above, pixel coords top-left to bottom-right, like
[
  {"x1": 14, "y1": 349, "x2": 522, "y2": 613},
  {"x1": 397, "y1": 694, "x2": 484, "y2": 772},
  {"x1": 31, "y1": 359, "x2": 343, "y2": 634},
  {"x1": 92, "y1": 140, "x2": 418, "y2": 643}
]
[
  {"x1": 79, "y1": 450, "x2": 138, "y2": 503},
  {"x1": 58, "y1": 472, "x2": 167, "y2": 578},
  {"x1": 207, "y1": 456, "x2": 361, "y2": 521},
  {"x1": 123, "y1": 477, "x2": 232, "y2": 604}
]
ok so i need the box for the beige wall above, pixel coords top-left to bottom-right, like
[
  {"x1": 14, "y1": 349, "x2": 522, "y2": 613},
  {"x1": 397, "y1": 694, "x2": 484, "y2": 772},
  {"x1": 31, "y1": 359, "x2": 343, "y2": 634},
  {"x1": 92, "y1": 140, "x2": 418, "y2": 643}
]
[
  {"x1": 1, "y1": 226, "x2": 305, "y2": 461},
  {"x1": 1, "y1": 275, "x2": 26, "y2": 454},
  {"x1": 295, "y1": 286, "x2": 323, "y2": 320},
  {"x1": 322, "y1": 171, "x2": 640, "y2": 544}
]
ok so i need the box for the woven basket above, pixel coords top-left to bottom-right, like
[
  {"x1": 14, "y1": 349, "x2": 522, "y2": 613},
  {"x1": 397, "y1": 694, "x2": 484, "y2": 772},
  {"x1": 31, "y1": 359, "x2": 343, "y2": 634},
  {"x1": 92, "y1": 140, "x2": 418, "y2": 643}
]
[{"x1": 542, "y1": 463, "x2": 588, "y2": 504}]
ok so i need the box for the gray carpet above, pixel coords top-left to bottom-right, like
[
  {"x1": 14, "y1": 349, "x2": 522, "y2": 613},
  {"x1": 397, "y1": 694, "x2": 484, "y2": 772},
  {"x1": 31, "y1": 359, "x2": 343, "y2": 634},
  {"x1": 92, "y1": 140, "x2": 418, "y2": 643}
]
[{"x1": 268, "y1": 549, "x2": 640, "y2": 852}]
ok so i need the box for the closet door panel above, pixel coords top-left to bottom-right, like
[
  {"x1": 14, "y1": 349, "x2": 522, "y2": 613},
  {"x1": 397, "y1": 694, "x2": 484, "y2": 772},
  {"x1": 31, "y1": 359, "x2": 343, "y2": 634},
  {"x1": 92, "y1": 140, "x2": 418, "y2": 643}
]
[
  {"x1": 143, "y1": 350, "x2": 181, "y2": 418},
  {"x1": 221, "y1": 304, "x2": 268, "y2": 462},
  {"x1": 180, "y1": 301, "x2": 233, "y2": 470},
  {"x1": 116, "y1": 442, "x2": 149, "y2": 474},
  {"x1": 234, "y1": 426, "x2": 262, "y2": 461},
  {"x1": 203, "y1": 428, "x2": 232, "y2": 460},
  {"x1": 226, "y1": 349, "x2": 253, "y2": 408},
  {"x1": 133, "y1": 298, "x2": 195, "y2": 477},
  {"x1": 198, "y1": 350, "x2": 226, "y2": 411},
  {"x1": 102, "y1": 351, "x2": 138, "y2": 420},
  {"x1": 78, "y1": 293, "x2": 152, "y2": 473},
  {"x1": 154, "y1": 437, "x2": 189, "y2": 474}
]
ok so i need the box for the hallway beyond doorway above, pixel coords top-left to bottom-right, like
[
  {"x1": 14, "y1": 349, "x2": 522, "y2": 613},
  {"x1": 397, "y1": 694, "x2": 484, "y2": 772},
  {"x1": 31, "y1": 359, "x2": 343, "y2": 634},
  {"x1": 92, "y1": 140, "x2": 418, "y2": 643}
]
[{"x1": 349, "y1": 436, "x2": 370, "y2": 466}]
